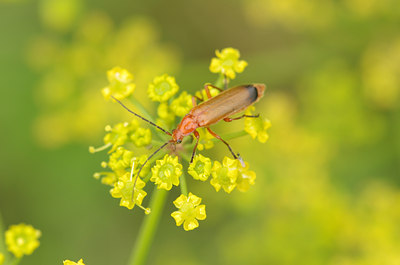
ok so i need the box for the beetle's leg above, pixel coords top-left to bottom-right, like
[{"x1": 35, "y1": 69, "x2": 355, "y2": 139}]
[
  {"x1": 204, "y1": 84, "x2": 223, "y2": 99},
  {"x1": 206, "y1": 127, "x2": 238, "y2": 160},
  {"x1": 223, "y1": 114, "x2": 259, "y2": 122},
  {"x1": 192, "y1": 96, "x2": 198, "y2": 107},
  {"x1": 190, "y1": 130, "x2": 200, "y2": 163}
]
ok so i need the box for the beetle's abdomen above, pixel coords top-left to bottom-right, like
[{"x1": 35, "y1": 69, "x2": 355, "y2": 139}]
[{"x1": 191, "y1": 84, "x2": 265, "y2": 126}]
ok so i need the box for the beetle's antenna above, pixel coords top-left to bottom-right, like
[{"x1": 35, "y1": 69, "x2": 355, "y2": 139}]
[
  {"x1": 130, "y1": 141, "x2": 171, "y2": 203},
  {"x1": 111, "y1": 96, "x2": 172, "y2": 136}
]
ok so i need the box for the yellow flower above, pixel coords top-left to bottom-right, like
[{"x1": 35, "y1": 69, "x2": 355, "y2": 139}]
[
  {"x1": 93, "y1": 171, "x2": 118, "y2": 186},
  {"x1": 188, "y1": 154, "x2": 212, "y2": 181},
  {"x1": 147, "y1": 74, "x2": 179, "y2": 102},
  {"x1": 102, "y1": 120, "x2": 139, "y2": 153},
  {"x1": 209, "y1": 48, "x2": 248, "y2": 79},
  {"x1": 110, "y1": 172, "x2": 147, "y2": 210},
  {"x1": 210, "y1": 157, "x2": 239, "y2": 193},
  {"x1": 0, "y1": 253, "x2": 4, "y2": 265},
  {"x1": 107, "y1": 147, "x2": 135, "y2": 176},
  {"x1": 130, "y1": 127, "x2": 152, "y2": 147},
  {"x1": 157, "y1": 102, "x2": 176, "y2": 128},
  {"x1": 171, "y1": 193, "x2": 206, "y2": 231},
  {"x1": 195, "y1": 128, "x2": 214, "y2": 151},
  {"x1": 63, "y1": 259, "x2": 85, "y2": 265},
  {"x1": 195, "y1": 85, "x2": 220, "y2": 101},
  {"x1": 5, "y1": 223, "x2": 41, "y2": 258},
  {"x1": 102, "y1": 67, "x2": 135, "y2": 100},
  {"x1": 236, "y1": 161, "x2": 256, "y2": 192},
  {"x1": 170, "y1": 91, "x2": 193, "y2": 117},
  {"x1": 150, "y1": 154, "x2": 182, "y2": 190},
  {"x1": 244, "y1": 107, "x2": 271, "y2": 143}
]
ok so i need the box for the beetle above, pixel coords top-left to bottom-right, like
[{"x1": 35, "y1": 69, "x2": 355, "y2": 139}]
[{"x1": 111, "y1": 83, "x2": 265, "y2": 199}]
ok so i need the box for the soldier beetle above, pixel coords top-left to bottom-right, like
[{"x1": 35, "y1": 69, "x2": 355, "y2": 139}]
[{"x1": 111, "y1": 83, "x2": 265, "y2": 200}]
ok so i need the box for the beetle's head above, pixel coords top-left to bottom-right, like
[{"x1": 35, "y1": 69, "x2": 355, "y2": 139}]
[{"x1": 171, "y1": 129, "x2": 183, "y2": 144}]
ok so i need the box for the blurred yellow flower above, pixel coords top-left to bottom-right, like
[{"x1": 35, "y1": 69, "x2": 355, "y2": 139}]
[
  {"x1": 63, "y1": 259, "x2": 85, "y2": 265},
  {"x1": 0, "y1": 253, "x2": 4, "y2": 265},
  {"x1": 170, "y1": 91, "x2": 193, "y2": 117},
  {"x1": 209, "y1": 48, "x2": 248, "y2": 79},
  {"x1": 5, "y1": 224, "x2": 41, "y2": 258},
  {"x1": 236, "y1": 161, "x2": 256, "y2": 192},
  {"x1": 244, "y1": 108, "x2": 271, "y2": 144},
  {"x1": 102, "y1": 67, "x2": 136, "y2": 101},
  {"x1": 196, "y1": 128, "x2": 214, "y2": 151},
  {"x1": 171, "y1": 193, "x2": 206, "y2": 231}
]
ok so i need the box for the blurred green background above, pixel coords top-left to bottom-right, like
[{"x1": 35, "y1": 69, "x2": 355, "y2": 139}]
[{"x1": 1, "y1": 0, "x2": 400, "y2": 264}]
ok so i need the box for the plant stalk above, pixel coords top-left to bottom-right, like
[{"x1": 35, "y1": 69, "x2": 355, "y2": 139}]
[{"x1": 128, "y1": 188, "x2": 168, "y2": 265}]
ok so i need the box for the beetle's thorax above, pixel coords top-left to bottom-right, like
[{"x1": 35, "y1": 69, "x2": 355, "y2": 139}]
[{"x1": 172, "y1": 114, "x2": 199, "y2": 143}]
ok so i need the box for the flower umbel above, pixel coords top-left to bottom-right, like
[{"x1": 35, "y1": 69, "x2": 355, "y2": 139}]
[
  {"x1": 171, "y1": 193, "x2": 206, "y2": 231},
  {"x1": 5, "y1": 223, "x2": 41, "y2": 258},
  {"x1": 209, "y1": 47, "x2": 248, "y2": 79},
  {"x1": 148, "y1": 74, "x2": 179, "y2": 102},
  {"x1": 102, "y1": 67, "x2": 135, "y2": 100},
  {"x1": 63, "y1": 259, "x2": 85, "y2": 265},
  {"x1": 150, "y1": 154, "x2": 182, "y2": 190}
]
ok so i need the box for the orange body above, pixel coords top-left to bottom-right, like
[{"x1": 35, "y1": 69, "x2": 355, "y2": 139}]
[{"x1": 172, "y1": 84, "x2": 265, "y2": 142}]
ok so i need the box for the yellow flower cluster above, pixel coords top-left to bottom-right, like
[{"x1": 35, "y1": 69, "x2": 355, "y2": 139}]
[{"x1": 91, "y1": 47, "x2": 270, "y2": 230}]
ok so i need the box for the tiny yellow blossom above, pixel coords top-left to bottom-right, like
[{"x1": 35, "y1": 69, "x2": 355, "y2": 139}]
[
  {"x1": 209, "y1": 48, "x2": 248, "y2": 79},
  {"x1": 156, "y1": 102, "x2": 176, "y2": 129},
  {"x1": 210, "y1": 157, "x2": 239, "y2": 193},
  {"x1": 170, "y1": 91, "x2": 193, "y2": 117},
  {"x1": 148, "y1": 74, "x2": 179, "y2": 102},
  {"x1": 102, "y1": 120, "x2": 139, "y2": 153},
  {"x1": 5, "y1": 223, "x2": 41, "y2": 258},
  {"x1": 0, "y1": 253, "x2": 4, "y2": 265},
  {"x1": 244, "y1": 107, "x2": 271, "y2": 143},
  {"x1": 188, "y1": 154, "x2": 212, "y2": 181},
  {"x1": 93, "y1": 171, "x2": 118, "y2": 186},
  {"x1": 236, "y1": 161, "x2": 256, "y2": 192},
  {"x1": 102, "y1": 67, "x2": 135, "y2": 100},
  {"x1": 171, "y1": 193, "x2": 206, "y2": 231},
  {"x1": 110, "y1": 172, "x2": 147, "y2": 209},
  {"x1": 131, "y1": 127, "x2": 152, "y2": 147},
  {"x1": 150, "y1": 154, "x2": 182, "y2": 190},
  {"x1": 196, "y1": 128, "x2": 214, "y2": 151},
  {"x1": 63, "y1": 259, "x2": 85, "y2": 265},
  {"x1": 107, "y1": 147, "x2": 135, "y2": 176}
]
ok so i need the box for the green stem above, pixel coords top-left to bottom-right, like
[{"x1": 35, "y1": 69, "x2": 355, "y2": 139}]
[
  {"x1": 0, "y1": 211, "x2": 11, "y2": 262},
  {"x1": 9, "y1": 257, "x2": 22, "y2": 265},
  {"x1": 130, "y1": 97, "x2": 156, "y2": 124},
  {"x1": 179, "y1": 152, "x2": 191, "y2": 163},
  {"x1": 128, "y1": 188, "x2": 168, "y2": 265},
  {"x1": 216, "y1": 130, "x2": 249, "y2": 142},
  {"x1": 179, "y1": 173, "x2": 188, "y2": 196}
]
